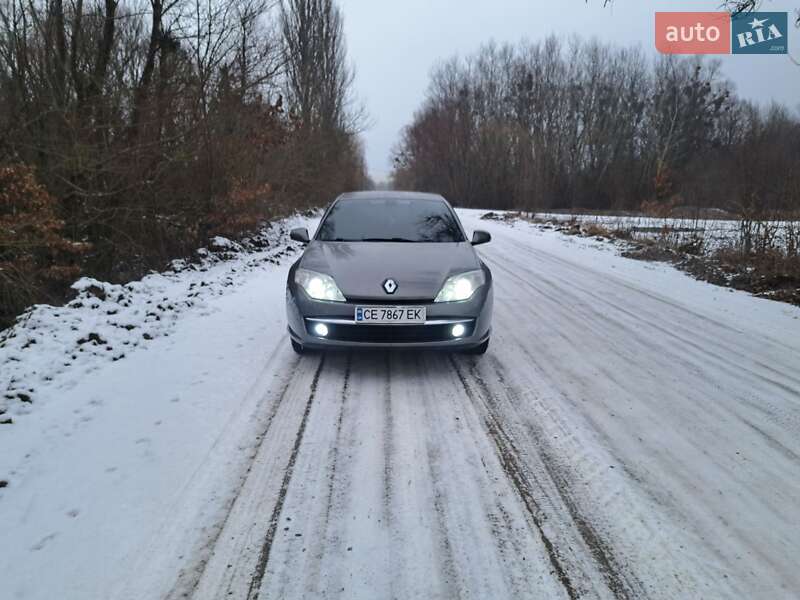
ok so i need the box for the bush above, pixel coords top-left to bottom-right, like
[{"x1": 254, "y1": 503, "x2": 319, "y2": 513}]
[{"x1": 0, "y1": 165, "x2": 88, "y2": 327}]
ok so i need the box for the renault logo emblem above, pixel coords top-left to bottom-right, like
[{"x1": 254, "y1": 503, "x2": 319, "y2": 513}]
[{"x1": 383, "y1": 278, "x2": 398, "y2": 294}]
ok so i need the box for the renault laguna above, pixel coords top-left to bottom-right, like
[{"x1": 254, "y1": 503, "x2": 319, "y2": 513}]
[{"x1": 285, "y1": 192, "x2": 493, "y2": 354}]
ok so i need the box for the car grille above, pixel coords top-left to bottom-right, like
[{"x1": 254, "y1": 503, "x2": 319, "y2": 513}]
[
  {"x1": 305, "y1": 321, "x2": 475, "y2": 343},
  {"x1": 343, "y1": 297, "x2": 434, "y2": 305}
]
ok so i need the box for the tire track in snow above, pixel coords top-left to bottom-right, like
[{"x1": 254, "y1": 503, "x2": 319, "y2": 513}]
[
  {"x1": 488, "y1": 245, "x2": 800, "y2": 473},
  {"x1": 446, "y1": 355, "x2": 579, "y2": 599},
  {"x1": 321, "y1": 352, "x2": 352, "y2": 528},
  {"x1": 448, "y1": 355, "x2": 639, "y2": 600},
  {"x1": 246, "y1": 355, "x2": 326, "y2": 600},
  {"x1": 499, "y1": 237, "x2": 800, "y2": 395},
  {"x1": 479, "y1": 356, "x2": 646, "y2": 598},
  {"x1": 303, "y1": 351, "x2": 352, "y2": 595},
  {"x1": 189, "y1": 352, "x2": 342, "y2": 599},
  {"x1": 503, "y1": 234, "x2": 798, "y2": 359},
  {"x1": 309, "y1": 352, "x2": 364, "y2": 598},
  {"x1": 382, "y1": 353, "x2": 395, "y2": 512},
  {"x1": 417, "y1": 354, "x2": 465, "y2": 600},
  {"x1": 413, "y1": 351, "x2": 547, "y2": 599},
  {"x1": 384, "y1": 352, "x2": 506, "y2": 599},
  {"x1": 487, "y1": 294, "x2": 796, "y2": 597},
  {"x1": 472, "y1": 223, "x2": 800, "y2": 596},
  {"x1": 490, "y1": 249, "x2": 795, "y2": 398},
  {"x1": 255, "y1": 352, "x2": 401, "y2": 599},
  {"x1": 418, "y1": 352, "x2": 568, "y2": 599},
  {"x1": 381, "y1": 352, "x2": 398, "y2": 599},
  {"x1": 181, "y1": 369, "x2": 298, "y2": 591},
  {"x1": 485, "y1": 252, "x2": 800, "y2": 440},
  {"x1": 151, "y1": 341, "x2": 301, "y2": 600}
]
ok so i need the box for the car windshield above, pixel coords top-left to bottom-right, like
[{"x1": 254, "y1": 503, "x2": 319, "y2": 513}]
[{"x1": 316, "y1": 197, "x2": 466, "y2": 243}]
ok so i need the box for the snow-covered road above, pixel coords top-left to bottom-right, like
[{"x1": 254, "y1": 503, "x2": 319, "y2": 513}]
[{"x1": 2, "y1": 211, "x2": 799, "y2": 600}]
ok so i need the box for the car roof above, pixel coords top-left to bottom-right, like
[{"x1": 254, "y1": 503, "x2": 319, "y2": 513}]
[{"x1": 336, "y1": 191, "x2": 447, "y2": 203}]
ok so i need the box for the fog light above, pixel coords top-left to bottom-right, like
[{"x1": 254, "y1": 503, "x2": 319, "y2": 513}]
[
  {"x1": 314, "y1": 323, "x2": 329, "y2": 337},
  {"x1": 451, "y1": 324, "x2": 466, "y2": 338}
]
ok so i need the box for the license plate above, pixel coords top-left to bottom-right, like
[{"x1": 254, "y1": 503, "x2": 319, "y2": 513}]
[{"x1": 355, "y1": 306, "x2": 426, "y2": 324}]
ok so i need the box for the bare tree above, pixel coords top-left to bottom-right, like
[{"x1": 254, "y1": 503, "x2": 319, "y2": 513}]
[
  {"x1": 0, "y1": 0, "x2": 367, "y2": 327},
  {"x1": 391, "y1": 36, "x2": 798, "y2": 217},
  {"x1": 722, "y1": 1, "x2": 800, "y2": 26},
  {"x1": 280, "y1": 0, "x2": 357, "y2": 132}
]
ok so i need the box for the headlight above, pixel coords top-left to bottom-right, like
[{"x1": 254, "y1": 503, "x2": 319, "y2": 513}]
[
  {"x1": 434, "y1": 269, "x2": 485, "y2": 302},
  {"x1": 295, "y1": 268, "x2": 346, "y2": 302}
]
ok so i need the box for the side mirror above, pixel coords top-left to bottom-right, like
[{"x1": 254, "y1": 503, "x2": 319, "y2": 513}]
[
  {"x1": 290, "y1": 228, "x2": 310, "y2": 244},
  {"x1": 471, "y1": 230, "x2": 491, "y2": 246}
]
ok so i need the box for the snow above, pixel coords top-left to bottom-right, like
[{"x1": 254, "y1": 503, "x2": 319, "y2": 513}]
[
  {"x1": 1, "y1": 208, "x2": 799, "y2": 600},
  {"x1": 208, "y1": 236, "x2": 242, "y2": 251},
  {"x1": 0, "y1": 214, "x2": 314, "y2": 598},
  {"x1": 485, "y1": 211, "x2": 800, "y2": 337},
  {"x1": 0, "y1": 218, "x2": 309, "y2": 420},
  {"x1": 533, "y1": 211, "x2": 798, "y2": 252}
]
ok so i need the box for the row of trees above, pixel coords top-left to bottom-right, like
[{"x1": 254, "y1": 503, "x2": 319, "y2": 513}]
[
  {"x1": 0, "y1": 0, "x2": 368, "y2": 327},
  {"x1": 391, "y1": 37, "x2": 800, "y2": 217}
]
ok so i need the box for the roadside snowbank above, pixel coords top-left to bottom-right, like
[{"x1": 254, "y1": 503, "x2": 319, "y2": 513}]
[{"x1": 0, "y1": 215, "x2": 312, "y2": 422}]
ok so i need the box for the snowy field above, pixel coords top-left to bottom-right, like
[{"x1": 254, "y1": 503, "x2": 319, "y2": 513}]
[
  {"x1": 1, "y1": 210, "x2": 799, "y2": 599},
  {"x1": 534, "y1": 212, "x2": 799, "y2": 252}
]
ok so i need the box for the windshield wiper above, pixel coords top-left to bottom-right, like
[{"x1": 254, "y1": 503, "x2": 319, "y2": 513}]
[{"x1": 360, "y1": 237, "x2": 416, "y2": 243}]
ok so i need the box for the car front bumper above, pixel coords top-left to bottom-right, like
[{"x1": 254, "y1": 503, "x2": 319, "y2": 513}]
[{"x1": 286, "y1": 283, "x2": 493, "y2": 351}]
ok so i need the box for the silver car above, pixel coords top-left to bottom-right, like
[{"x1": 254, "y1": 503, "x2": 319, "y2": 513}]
[{"x1": 285, "y1": 192, "x2": 493, "y2": 354}]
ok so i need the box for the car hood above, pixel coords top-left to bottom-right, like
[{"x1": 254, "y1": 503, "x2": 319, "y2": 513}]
[{"x1": 300, "y1": 241, "x2": 481, "y2": 300}]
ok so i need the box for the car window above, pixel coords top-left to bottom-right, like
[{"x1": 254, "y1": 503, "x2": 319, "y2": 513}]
[{"x1": 316, "y1": 198, "x2": 466, "y2": 243}]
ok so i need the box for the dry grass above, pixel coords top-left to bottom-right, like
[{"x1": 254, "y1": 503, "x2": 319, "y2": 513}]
[
  {"x1": 581, "y1": 223, "x2": 612, "y2": 238},
  {"x1": 525, "y1": 210, "x2": 800, "y2": 307}
]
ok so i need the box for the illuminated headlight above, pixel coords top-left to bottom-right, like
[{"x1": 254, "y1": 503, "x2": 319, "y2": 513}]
[
  {"x1": 451, "y1": 324, "x2": 466, "y2": 338},
  {"x1": 313, "y1": 323, "x2": 329, "y2": 337},
  {"x1": 295, "y1": 268, "x2": 346, "y2": 302},
  {"x1": 434, "y1": 270, "x2": 485, "y2": 303}
]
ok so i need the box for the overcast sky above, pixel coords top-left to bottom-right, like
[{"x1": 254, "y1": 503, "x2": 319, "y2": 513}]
[{"x1": 338, "y1": 0, "x2": 800, "y2": 181}]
